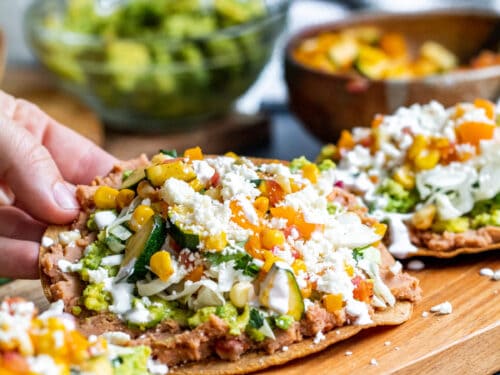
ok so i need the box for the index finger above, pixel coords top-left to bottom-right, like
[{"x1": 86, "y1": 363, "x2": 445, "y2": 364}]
[{"x1": 0, "y1": 91, "x2": 118, "y2": 184}]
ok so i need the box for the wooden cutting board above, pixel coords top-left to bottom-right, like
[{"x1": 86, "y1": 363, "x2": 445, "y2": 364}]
[{"x1": 1, "y1": 251, "x2": 498, "y2": 374}]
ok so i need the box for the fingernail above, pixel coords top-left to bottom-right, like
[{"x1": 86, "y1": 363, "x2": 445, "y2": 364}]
[{"x1": 53, "y1": 181, "x2": 79, "y2": 210}]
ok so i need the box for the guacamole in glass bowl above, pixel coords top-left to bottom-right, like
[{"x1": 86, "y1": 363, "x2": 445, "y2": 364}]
[{"x1": 25, "y1": 0, "x2": 289, "y2": 131}]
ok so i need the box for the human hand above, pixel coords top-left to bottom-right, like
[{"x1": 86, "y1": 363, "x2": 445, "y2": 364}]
[{"x1": 0, "y1": 91, "x2": 117, "y2": 279}]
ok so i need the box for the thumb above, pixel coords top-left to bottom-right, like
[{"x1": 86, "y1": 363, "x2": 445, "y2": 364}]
[{"x1": 0, "y1": 113, "x2": 79, "y2": 224}]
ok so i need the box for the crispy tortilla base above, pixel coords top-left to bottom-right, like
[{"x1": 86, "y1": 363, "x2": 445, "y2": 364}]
[
  {"x1": 39, "y1": 225, "x2": 70, "y2": 303},
  {"x1": 39, "y1": 156, "x2": 418, "y2": 374},
  {"x1": 411, "y1": 244, "x2": 500, "y2": 258},
  {"x1": 170, "y1": 302, "x2": 412, "y2": 375}
]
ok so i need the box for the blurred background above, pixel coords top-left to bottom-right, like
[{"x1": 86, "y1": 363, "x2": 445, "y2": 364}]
[{"x1": 1, "y1": 0, "x2": 500, "y2": 160}]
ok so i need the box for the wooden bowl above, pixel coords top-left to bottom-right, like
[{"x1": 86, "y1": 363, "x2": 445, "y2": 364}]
[
  {"x1": 284, "y1": 10, "x2": 500, "y2": 142},
  {"x1": 0, "y1": 30, "x2": 5, "y2": 83}
]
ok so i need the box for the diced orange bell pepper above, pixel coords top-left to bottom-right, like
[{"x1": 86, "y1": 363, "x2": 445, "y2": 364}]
[
  {"x1": 262, "y1": 180, "x2": 285, "y2": 207},
  {"x1": 229, "y1": 200, "x2": 260, "y2": 232},
  {"x1": 353, "y1": 279, "x2": 374, "y2": 303},
  {"x1": 337, "y1": 130, "x2": 355, "y2": 150},
  {"x1": 379, "y1": 32, "x2": 408, "y2": 58},
  {"x1": 185, "y1": 265, "x2": 204, "y2": 282},
  {"x1": 270, "y1": 206, "x2": 318, "y2": 240},
  {"x1": 245, "y1": 233, "x2": 265, "y2": 260},
  {"x1": 371, "y1": 114, "x2": 384, "y2": 129},
  {"x1": 474, "y1": 98, "x2": 495, "y2": 120},
  {"x1": 183, "y1": 146, "x2": 203, "y2": 160},
  {"x1": 456, "y1": 121, "x2": 495, "y2": 147},
  {"x1": 301, "y1": 284, "x2": 312, "y2": 299}
]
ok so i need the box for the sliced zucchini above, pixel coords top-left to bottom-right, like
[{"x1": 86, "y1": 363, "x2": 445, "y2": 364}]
[
  {"x1": 121, "y1": 168, "x2": 146, "y2": 190},
  {"x1": 120, "y1": 214, "x2": 167, "y2": 282},
  {"x1": 105, "y1": 235, "x2": 126, "y2": 253},
  {"x1": 109, "y1": 224, "x2": 132, "y2": 241},
  {"x1": 168, "y1": 219, "x2": 200, "y2": 250},
  {"x1": 259, "y1": 264, "x2": 304, "y2": 321},
  {"x1": 145, "y1": 161, "x2": 196, "y2": 187}
]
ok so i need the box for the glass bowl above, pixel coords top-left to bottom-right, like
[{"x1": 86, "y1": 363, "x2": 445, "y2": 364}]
[{"x1": 25, "y1": 0, "x2": 289, "y2": 132}]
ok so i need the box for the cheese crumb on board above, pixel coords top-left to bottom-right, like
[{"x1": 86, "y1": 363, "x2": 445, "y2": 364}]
[
  {"x1": 407, "y1": 260, "x2": 425, "y2": 271},
  {"x1": 430, "y1": 301, "x2": 453, "y2": 315}
]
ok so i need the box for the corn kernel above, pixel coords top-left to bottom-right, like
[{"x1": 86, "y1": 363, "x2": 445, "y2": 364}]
[
  {"x1": 373, "y1": 222, "x2": 387, "y2": 237},
  {"x1": 224, "y1": 151, "x2": 239, "y2": 159},
  {"x1": 301, "y1": 284, "x2": 312, "y2": 299},
  {"x1": 151, "y1": 153, "x2": 169, "y2": 165},
  {"x1": 254, "y1": 196, "x2": 269, "y2": 213},
  {"x1": 229, "y1": 281, "x2": 255, "y2": 308},
  {"x1": 344, "y1": 262, "x2": 354, "y2": 277},
  {"x1": 407, "y1": 134, "x2": 428, "y2": 161},
  {"x1": 323, "y1": 293, "x2": 344, "y2": 313},
  {"x1": 414, "y1": 149, "x2": 440, "y2": 170},
  {"x1": 261, "y1": 229, "x2": 285, "y2": 250},
  {"x1": 412, "y1": 204, "x2": 437, "y2": 230},
  {"x1": 392, "y1": 165, "x2": 415, "y2": 190},
  {"x1": 129, "y1": 205, "x2": 154, "y2": 232},
  {"x1": 205, "y1": 232, "x2": 227, "y2": 251},
  {"x1": 184, "y1": 146, "x2": 203, "y2": 160},
  {"x1": 302, "y1": 163, "x2": 319, "y2": 184},
  {"x1": 189, "y1": 178, "x2": 205, "y2": 192},
  {"x1": 116, "y1": 189, "x2": 135, "y2": 209},
  {"x1": 262, "y1": 250, "x2": 283, "y2": 272},
  {"x1": 292, "y1": 259, "x2": 307, "y2": 275},
  {"x1": 150, "y1": 251, "x2": 174, "y2": 282},
  {"x1": 94, "y1": 186, "x2": 119, "y2": 209}
]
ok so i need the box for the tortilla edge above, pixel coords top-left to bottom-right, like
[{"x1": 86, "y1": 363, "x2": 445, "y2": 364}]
[{"x1": 169, "y1": 301, "x2": 413, "y2": 375}]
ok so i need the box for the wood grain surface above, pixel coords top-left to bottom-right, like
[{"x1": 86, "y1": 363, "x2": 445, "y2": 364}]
[{"x1": 1, "y1": 251, "x2": 498, "y2": 374}]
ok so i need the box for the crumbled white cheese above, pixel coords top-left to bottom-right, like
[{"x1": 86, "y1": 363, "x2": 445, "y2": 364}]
[
  {"x1": 345, "y1": 351, "x2": 353, "y2": 356},
  {"x1": 313, "y1": 331, "x2": 325, "y2": 344},
  {"x1": 27, "y1": 355, "x2": 60, "y2": 375},
  {"x1": 58, "y1": 230, "x2": 81, "y2": 246},
  {"x1": 41, "y1": 236, "x2": 54, "y2": 247},
  {"x1": 493, "y1": 270, "x2": 500, "y2": 281},
  {"x1": 407, "y1": 260, "x2": 425, "y2": 271},
  {"x1": 102, "y1": 331, "x2": 131, "y2": 346},
  {"x1": 370, "y1": 358, "x2": 378, "y2": 366},
  {"x1": 479, "y1": 268, "x2": 494, "y2": 277},
  {"x1": 282, "y1": 346, "x2": 289, "y2": 352},
  {"x1": 384, "y1": 341, "x2": 391, "y2": 346},
  {"x1": 421, "y1": 311, "x2": 429, "y2": 318},
  {"x1": 192, "y1": 160, "x2": 215, "y2": 184},
  {"x1": 430, "y1": 301, "x2": 453, "y2": 315},
  {"x1": 87, "y1": 268, "x2": 109, "y2": 284}
]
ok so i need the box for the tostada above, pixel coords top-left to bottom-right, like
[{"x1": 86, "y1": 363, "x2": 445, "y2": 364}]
[
  {"x1": 40, "y1": 148, "x2": 421, "y2": 374},
  {"x1": 318, "y1": 99, "x2": 500, "y2": 258}
]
